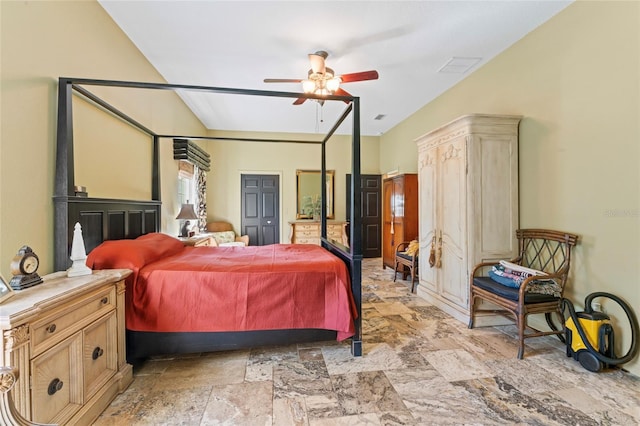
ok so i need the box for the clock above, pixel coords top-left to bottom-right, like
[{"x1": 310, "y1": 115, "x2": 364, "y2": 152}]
[{"x1": 9, "y1": 246, "x2": 43, "y2": 290}]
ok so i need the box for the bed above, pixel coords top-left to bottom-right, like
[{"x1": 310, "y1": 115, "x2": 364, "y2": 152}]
[
  {"x1": 53, "y1": 77, "x2": 364, "y2": 360},
  {"x1": 86, "y1": 232, "x2": 357, "y2": 361}
]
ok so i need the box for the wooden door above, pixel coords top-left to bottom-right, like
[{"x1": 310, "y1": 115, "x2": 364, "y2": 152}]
[
  {"x1": 346, "y1": 174, "x2": 382, "y2": 258},
  {"x1": 241, "y1": 174, "x2": 280, "y2": 246},
  {"x1": 382, "y1": 177, "x2": 395, "y2": 268},
  {"x1": 392, "y1": 176, "x2": 405, "y2": 244}
]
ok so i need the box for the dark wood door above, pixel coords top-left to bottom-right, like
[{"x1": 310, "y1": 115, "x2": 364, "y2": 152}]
[
  {"x1": 347, "y1": 174, "x2": 382, "y2": 258},
  {"x1": 241, "y1": 174, "x2": 280, "y2": 246}
]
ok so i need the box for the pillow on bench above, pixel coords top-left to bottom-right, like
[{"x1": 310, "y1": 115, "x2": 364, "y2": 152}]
[{"x1": 206, "y1": 221, "x2": 249, "y2": 246}]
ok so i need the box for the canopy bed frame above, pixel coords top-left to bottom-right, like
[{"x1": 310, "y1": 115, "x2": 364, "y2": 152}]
[{"x1": 53, "y1": 77, "x2": 364, "y2": 359}]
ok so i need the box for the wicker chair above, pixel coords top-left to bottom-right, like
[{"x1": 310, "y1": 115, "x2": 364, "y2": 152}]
[
  {"x1": 469, "y1": 229, "x2": 579, "y2": 359},
  {"x1": 393, "y1": 241, "x2": 419, "y2": 293}
]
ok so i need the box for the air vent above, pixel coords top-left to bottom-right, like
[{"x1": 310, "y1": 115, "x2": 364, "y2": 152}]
[
  {"x1": 374, "y1": 114, "x2": 386, "y2": 121},
  {"x1": 438, "y1": 57, "x2": 482, "y2": 74}
]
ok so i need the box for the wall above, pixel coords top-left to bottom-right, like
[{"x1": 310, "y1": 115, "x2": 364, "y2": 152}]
[
  {"x1": 205, "y1": 130, "x2": 380, "y2": 242},
  {"x1": 380, "y1": 1, "x2": 640, "y2": 376},
  {"x1": 0, "y1": 1, "x2": 207, "y2": 277}
]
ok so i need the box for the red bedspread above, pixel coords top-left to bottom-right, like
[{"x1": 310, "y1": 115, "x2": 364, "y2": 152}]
[{"x1": 88, "y1": 236, "x2": 356, "y2": 341}]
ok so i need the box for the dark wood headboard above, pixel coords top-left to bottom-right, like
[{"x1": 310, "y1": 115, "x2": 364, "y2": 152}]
[{"x1": 54, "y1": 197, "x2": 160, "y2": 271}]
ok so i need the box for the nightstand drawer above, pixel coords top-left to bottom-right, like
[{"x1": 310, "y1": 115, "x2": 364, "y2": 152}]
[
  {"x1": 31, "y1": 287, "x2": 116, "y2": 357},
  {"x1": 83, "y1": 311, "x2": 117, "y2": 400},
  {"x1": 31, "y1": 333, "x2": 83, "y2": 424}
]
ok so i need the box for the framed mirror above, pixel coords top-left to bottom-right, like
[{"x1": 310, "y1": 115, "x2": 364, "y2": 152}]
[{"x1": 296, "y1": 170, "x2": 334, "y2": 219}]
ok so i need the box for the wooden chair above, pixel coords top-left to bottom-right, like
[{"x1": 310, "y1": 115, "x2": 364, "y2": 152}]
[
  {"x1": 393, "y1": 241, "x2": 419, "y2": 293},
  {"x1": 469, "y1": 229, "x2": 579, "y2": 359}
]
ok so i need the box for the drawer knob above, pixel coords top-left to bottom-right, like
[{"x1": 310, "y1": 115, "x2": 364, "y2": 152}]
[
  {"x1": 100, "y1": 297, "x2": 109, "y2": 305},
  {"x1": 47, "y1": 378, "x2": 63, "y2": 395},
  {"x1": 46, "y1": 324, "x2": 57, "y2": 333},
  {"x1": 92, "y1": 347, "x2": 104, "y2": 360}
]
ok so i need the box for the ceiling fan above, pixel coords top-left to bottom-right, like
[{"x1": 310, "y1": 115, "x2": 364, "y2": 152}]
[{"x1": 264, "y1": 50, "x2": 379, "y2": 105}]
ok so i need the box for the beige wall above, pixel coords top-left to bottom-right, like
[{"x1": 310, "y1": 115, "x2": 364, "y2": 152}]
[
  {"x1": 0, "y1": 1, "x2": 207, "y2": 277},
  {"x1": 205, "y1": 130, "x2": 380, "y2": 242},
  {"x1": 3, "y1": 0, "x2": 638, "y2": 377},
  {"x1": 381, "y1": 1, "x2": 640, "y2": 376},
  {"x1": 0, "y1": 2, "x2": 380, "y2": 272}
]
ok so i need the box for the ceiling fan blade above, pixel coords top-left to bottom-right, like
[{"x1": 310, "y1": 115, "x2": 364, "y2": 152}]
[
  {"x1": 309, "y1": 52, "x2": 326, "y2": 74},
  {"x1": 338, "y1": 70, "x2": 379, "y2": 83},
  {"x1": 264, "y1": 78, "x2": 303, "y2": 83},
  {"x1": 334, "y1": 88, "x2": 353, "y2": 104},
  {"x1": 293, "y1": 97, "x2": 307, "y2": 105}
]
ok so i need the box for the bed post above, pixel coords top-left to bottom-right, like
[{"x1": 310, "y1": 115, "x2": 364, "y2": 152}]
[
  {"x1": 350, "y1": 97, "x2": 363, "y2": 356},
  {"x1": 54, "y1": 78, "x2": 74, "y2": 271}
]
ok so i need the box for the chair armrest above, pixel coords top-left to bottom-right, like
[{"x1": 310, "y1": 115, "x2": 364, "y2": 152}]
[
  {"x1": 395, "y1": 241, "x2": 411, "y2": 253},
  {"x1": 235, "y1": 235, "x2": 249, "y2": 246},
  {"x1": 471, "y1": 261, "x2": 499, "y2": 278}
]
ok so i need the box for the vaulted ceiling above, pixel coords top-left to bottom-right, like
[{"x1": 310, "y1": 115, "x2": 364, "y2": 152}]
[{"x1": 99, "y1": 1, "x2": 572, "y2": 136}]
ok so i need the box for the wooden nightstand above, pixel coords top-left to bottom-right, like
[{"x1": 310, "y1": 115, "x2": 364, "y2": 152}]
[
  {"x1": 179, "y1": 235, "x2": 214, "y2": 247},
  {"x1": 0, "y1": 269, "x2": 133, "y2": 425}
]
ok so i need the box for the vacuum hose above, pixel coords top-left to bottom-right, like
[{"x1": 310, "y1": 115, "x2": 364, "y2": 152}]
[{"x1": 562, "y1": 292, "x2": 639, "y2": 365}]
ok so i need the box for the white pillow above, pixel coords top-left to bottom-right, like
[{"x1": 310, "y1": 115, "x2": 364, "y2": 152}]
[{"x1": 499, "y1": 260, "x2": 545, "y2": 276}]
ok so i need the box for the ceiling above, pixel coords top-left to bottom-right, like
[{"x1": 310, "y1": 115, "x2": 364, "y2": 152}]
[{"x1": 98, "y1": 1, "x2": 571, "y2": 137}]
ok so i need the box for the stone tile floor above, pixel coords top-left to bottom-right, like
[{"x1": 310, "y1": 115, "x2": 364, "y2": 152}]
[{"x1": 95, "y1": 258, "x2": 640, "y2": 425}]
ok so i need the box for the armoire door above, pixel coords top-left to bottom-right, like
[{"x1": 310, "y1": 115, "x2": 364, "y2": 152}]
[
  {"x1": 347, "y1": 174, "x2": 382, "y2": 258},
  {"x1": 382, "y1": 178, "x2": 395, "y2": 268},
  {"x1": 418, "y1": 151, "x2": 437, "y2": 293},
  {"x1": 241, "y1": 174, "x2": 280, "y2": 246},
  {"x1": 437, "y1": 140, "x2": 467, "y2": 309}
]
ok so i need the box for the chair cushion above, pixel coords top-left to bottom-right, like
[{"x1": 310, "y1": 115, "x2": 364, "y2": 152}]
[
  {"x1": 472, "y1": 277, "x2": 559, "y2": 304},
  {"x1": 397, "y1": 252, "x2": 417, "y2": 261}
]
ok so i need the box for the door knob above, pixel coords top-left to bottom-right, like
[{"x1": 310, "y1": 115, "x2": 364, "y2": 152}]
[{"x1": 267, "y1": 220, "x2": 271, "y2": 224}]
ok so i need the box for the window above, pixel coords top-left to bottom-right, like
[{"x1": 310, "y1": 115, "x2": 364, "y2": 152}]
[{"x1": 178, "y1": 160, "x2": 196, "y2": 205}]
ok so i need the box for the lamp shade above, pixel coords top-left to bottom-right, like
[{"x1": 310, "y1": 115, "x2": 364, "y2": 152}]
[{"x1": 176, "y1": 203, "x2": 198, "y2": 220}]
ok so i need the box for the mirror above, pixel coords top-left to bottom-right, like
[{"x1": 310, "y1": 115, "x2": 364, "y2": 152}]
[{"x1": 296, "y1": 170, "x2": 334, "y2": 219}]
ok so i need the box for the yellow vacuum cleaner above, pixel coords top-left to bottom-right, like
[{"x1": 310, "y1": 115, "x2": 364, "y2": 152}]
[{"x1": 563, "y1": 292, "x2": 639, "y2": 372}]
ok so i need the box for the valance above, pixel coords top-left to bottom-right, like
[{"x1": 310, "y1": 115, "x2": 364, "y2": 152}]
[{"x1": 173, "y1": 138, "x2": 210, "y2": 171}]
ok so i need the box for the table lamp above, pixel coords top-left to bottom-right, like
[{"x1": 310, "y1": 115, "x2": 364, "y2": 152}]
[{"x1": 176, "y1": 202, "x2": 198, "y2": 237}]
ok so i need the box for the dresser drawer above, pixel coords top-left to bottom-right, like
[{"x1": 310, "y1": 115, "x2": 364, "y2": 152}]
[
  {"x1": 294, "y1": 229, "x2": 319, "y2": 238},
  {"x1": 294, "y1": 238, "x2": 320, "y2": 245},
  {"x1": 31, "y1": 286, "x2": 116, "y2": 357},
  {"x1": 84, "y1": 311, "x2": 117, "y2": 400},
  {"x1": 295, "y1": 223, "x2": 317, "y2": 231}
]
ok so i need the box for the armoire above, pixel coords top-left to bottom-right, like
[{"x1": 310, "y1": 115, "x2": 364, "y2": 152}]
[
  {"x1": 415, "y1": 114, "x2": 521, "y2": 325},
  {"x1": 382, "y1": 173, "x2": 418, "y2": 270}
]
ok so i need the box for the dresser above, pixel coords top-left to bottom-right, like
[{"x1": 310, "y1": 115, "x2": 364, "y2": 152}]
[
  {"x1": 382, "y1": 174, "x2": 419, "y2": 269},
  {"x1": 289, "y1": 220, "x2": 349, "y2": 246},
  {"x1": 415, "y1": 114, "x2": 521, "y2": 324},
  {"x1": 0, "y1": 269, "x2": 133, "y2": 425}
]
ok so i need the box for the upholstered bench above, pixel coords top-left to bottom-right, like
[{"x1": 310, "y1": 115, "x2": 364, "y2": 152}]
[{"x1": 205, "y1": 221, "x2": 249, "y2": 246}]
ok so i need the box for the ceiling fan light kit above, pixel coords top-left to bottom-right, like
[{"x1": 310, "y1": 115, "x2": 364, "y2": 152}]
[
  {"x1": 264, "y1": 50, "x2": 379, "y2": 105},
  {"x1": 302, "y1": 67, "x2": 342, "y2": 95}
]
